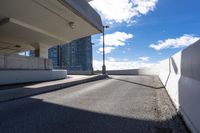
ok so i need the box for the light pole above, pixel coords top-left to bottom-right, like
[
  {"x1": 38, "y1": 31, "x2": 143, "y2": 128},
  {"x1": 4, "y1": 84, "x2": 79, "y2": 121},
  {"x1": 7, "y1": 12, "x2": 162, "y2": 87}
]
[{"x1": 102, "y1": 25, "x2": 109, "y2": 74}]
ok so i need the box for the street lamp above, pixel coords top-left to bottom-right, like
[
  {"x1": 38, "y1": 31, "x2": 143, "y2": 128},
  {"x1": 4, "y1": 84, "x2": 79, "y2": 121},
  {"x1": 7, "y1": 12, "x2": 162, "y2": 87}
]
[{"x1": 102, "y1": 25, "x2": 109, "y2": 74}]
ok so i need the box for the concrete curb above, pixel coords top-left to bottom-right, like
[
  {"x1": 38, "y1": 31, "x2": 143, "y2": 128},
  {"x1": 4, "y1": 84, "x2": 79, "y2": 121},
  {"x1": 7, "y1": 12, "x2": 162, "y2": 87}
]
[{"x1": 0, "y1": 74, "x2": 108, "y2": 103}]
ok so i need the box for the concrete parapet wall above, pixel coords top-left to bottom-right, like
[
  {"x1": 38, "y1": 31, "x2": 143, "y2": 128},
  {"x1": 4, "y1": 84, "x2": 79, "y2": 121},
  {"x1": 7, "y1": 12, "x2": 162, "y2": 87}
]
[
  {"x1": 0, "y1": 54, "x2": 4, "y2": 69},
  {"x1": 68, "y1": 70, "x2": 93, "y2": 75},
  {"x1": 0, "y1": 70, "x2": 67, "y2": 85},
  {"x1": 94, "y1": 68, "x2": 159, "y2": 75},
  {"x1": 158, "y1": 40, "x2": 200, "y2": 133},
  {"x1": 45, "y1": 59, "x2": 53, "y2": 70},
  {"x1": 0, "y1": 54, "x2": 53, "y2": 70}
]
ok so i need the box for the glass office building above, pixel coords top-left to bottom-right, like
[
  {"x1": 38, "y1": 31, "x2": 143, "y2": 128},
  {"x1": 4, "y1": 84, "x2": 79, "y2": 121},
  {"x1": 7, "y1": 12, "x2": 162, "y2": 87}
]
[{"x1": 48, "y1": 36, "x2": 93, "y2": 71}]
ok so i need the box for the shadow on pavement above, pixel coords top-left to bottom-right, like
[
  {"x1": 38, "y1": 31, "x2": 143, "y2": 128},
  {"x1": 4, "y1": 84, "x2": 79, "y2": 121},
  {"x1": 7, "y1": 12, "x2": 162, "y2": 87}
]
[
  {"x1": 110, "y1": 77, "x2": 164, "y2": 89},
  {"x1": 0, "y1": 75, "x2": 107, "y2": 103},
  {"x1": 0, "y1": 98, "x2": 189, "y2": 133}
]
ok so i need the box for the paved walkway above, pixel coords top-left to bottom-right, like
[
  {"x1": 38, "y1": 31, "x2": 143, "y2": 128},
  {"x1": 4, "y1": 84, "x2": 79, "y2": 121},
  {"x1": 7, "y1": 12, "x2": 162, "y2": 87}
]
[
  {"x1": 0, "y1": 75, "x2": 107, "y2": 103},
  {"x1": 0, "y1": 75, "x2": 189, "y2": 133}
]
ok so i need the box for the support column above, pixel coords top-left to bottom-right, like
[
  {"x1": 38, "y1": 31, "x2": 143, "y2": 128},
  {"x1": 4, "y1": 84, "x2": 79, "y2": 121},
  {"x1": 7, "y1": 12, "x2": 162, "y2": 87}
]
[{"x1": 31, "y1": 43, "x2": 49, "y2": 58}]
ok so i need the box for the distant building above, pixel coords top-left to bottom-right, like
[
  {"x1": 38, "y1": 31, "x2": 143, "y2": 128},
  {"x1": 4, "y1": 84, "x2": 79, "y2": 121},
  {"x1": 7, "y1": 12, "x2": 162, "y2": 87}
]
[
  {"x1": 48, "y1": 36, "x2": 93, "y2": 71},
  {"x1": 29, "y1": 50, "x2": 35, "y2": 57}
]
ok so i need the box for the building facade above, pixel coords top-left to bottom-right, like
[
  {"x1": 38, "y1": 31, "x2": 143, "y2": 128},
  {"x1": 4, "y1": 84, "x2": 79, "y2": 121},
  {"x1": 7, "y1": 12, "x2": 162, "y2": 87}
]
[
  {"x1": 0, "y1": 0, "x2": 102, "y2": 85},
  {"x1": 48, "y1": 36, "x2": 93, "y2": 71},
  {"x1": 0, "y1": 0, "x2": 102, "y2": 58}
]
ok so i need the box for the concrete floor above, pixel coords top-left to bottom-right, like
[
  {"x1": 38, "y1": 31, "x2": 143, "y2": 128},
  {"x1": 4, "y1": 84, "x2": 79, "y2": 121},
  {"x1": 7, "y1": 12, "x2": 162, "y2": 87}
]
[{"x1": 0, "y1": 75, "x2": 189, "y2": 133}]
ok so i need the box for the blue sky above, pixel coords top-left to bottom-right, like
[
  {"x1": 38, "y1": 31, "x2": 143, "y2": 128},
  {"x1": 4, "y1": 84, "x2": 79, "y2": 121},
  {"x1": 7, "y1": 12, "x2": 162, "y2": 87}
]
[{"x1": 89, "y1": 0, "x2": 200, "y2": 70}]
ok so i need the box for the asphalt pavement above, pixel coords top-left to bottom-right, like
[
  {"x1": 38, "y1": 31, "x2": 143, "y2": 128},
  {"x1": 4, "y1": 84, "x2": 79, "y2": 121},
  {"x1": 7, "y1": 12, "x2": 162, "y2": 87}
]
[{"x1": 0, "y1": 75, "x2": 189, "y2": 133}]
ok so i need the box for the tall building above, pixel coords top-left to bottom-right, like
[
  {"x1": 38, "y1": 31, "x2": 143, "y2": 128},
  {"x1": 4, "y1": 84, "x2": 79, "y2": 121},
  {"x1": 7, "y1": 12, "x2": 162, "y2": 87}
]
[{"x1": 48, "y1": 36, "x2": 93, "y2": 71}]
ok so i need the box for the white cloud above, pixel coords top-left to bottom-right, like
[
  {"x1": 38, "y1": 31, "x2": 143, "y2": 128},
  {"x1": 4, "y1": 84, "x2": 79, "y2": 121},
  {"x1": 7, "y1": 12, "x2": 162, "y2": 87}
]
[
  {"x1": 150, "y1": 34, "x2": 200, "y2": 50},
  {"x1": 97, "y1": 32, "x2": 133, "y2": 54},
  {"x1": 99, "y1": 32, "x2": 133, "y2": 47},
  {"x1": 98, "y1": 47, "x2": 115, "y2": 54},
  {"x1": 134, "y1": 0, "x2": 158, "y2": 15},
  {"x1": 139, "y1": 56, "x2": 150, "y2": 62},
  {"x1": 107, "y1": 57, "x2": 116, "y2": 62},
  {"x1": 90, "y1": 0, "x2": 158, "y2": 23},
  {"x1": 123, "y1": 58, "x2": 129, "y2": 61},
  {"x1": 93, "y1": 59, "x2": 156, "y2": 70}
]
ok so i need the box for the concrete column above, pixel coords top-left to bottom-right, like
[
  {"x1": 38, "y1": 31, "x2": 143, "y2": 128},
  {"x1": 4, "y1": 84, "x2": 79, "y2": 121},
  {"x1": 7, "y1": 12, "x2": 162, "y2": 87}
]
[{"x1": 31, "y1": 43, "x2": 49, "y2": 58}]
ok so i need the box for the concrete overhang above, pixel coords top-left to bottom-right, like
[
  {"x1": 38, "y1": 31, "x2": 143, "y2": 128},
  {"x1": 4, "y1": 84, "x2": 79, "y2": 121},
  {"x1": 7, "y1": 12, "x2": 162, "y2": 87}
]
[
  {"x1": 59, "y1": 0, "x2": 103, "y2": 32},
  {"x1": 0, "y1": 0, "x2": 102, "y2": 54}
]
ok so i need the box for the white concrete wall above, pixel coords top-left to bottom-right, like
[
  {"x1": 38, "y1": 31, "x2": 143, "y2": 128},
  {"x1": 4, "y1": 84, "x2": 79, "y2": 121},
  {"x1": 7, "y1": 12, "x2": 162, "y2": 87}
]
[
  {"x1": 0, "y1": 70, "x2": 67, "y2": 85},
  {"x1": 0, "y1": 55, "x2": 66, "y2": 85},
  {"x1": 158, "y1": 40, "x2": 200, "y2": 133},
  {"x1": 0, "y1": 54, "x2": 53, "y2": 70},
  {"x1": 95, "y1": 68, "x2": 159, "y2": 75}
]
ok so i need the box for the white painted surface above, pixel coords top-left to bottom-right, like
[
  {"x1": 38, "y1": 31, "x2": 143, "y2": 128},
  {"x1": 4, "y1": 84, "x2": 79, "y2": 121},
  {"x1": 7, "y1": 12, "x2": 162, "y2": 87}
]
[
  {"x1": 158, "y1": 40, "x2": 200, "y2": 133},
  {"x1": 0, "y1": 70, "x2": 67, "y2": 85}
]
